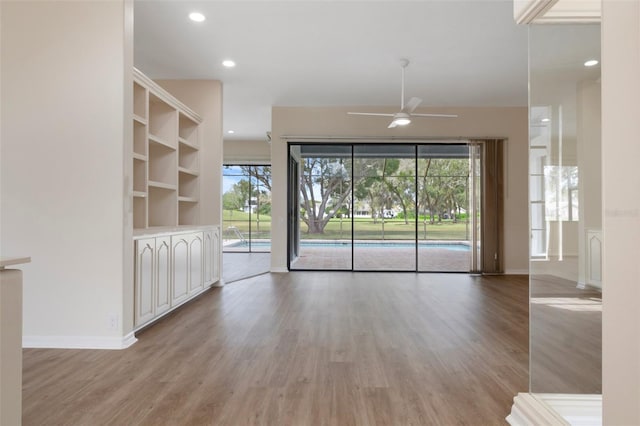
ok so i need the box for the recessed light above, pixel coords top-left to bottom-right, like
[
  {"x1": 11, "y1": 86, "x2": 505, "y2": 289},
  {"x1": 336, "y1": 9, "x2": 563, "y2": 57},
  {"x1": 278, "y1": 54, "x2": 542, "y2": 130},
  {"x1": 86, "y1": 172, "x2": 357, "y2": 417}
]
[
  {"x1": 227, "y1": 130, "x2": 235, "y2": 134},
  {"x1": 222, "y1": 60, "x2": 236, "y2": 68},
  {"x1": 189, "y1": 12, "x2": 206, "y2": 22},
  {"x1": 541, "y1": 118, "x2": 550, "y2": 123},
  {"x1": 584, "y1": 59, "x2": 599, "y2": 67}
]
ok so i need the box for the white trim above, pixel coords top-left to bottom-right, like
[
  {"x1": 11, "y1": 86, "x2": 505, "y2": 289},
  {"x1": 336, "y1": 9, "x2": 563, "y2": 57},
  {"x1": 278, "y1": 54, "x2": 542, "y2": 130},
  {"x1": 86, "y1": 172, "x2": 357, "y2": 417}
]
[
  {"x1": 507, "y1": 393, "x2": 569, "y2": 426},
  {"x1": 271, "y1": 267, "x2": 289, "y2": 273},
  {"x1": 537, "y1": 394, "x2": 602, "y2": 426},
  {"x1": 514, "y1": 0, "x2": 557, "y2": 25},
  {"x1": 212, "y1": 279, "x2": 225, "y2": 287},
  {"x1": 505, "y1": 269, "x2": 529, "y2": 275},
  {"x1": 507, "y1": 393, "x2": 602, "y2": 426},
  {"x1": 23, "y1": 332, "x2": 138, "y2": 350}
]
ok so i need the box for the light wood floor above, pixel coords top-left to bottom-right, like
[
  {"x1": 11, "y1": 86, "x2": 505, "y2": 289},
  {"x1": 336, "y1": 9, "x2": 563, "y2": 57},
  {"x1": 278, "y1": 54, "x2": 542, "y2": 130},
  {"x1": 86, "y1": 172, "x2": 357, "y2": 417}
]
[
  {"x1": 222, "y1": 252, "x2": 270, "y2": 283},
  {"x1": 23, "y1": 273, "x2": 528, "y2": 425},
  {"x1": 530, "y1": 274, "x2": 602, "y2": 394}
]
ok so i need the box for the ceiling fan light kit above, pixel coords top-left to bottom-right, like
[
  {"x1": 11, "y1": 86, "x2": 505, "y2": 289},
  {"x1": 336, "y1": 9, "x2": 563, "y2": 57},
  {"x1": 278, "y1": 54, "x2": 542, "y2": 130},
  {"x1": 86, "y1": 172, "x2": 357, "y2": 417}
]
[{"x1": 348, "y1": 59, "x2": 458, "y2": 128}]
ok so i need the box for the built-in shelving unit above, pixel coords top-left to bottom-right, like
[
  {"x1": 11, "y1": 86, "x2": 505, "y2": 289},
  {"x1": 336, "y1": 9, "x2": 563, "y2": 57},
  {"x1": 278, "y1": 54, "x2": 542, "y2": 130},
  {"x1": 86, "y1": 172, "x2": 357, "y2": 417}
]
[
  {"x1": 132, "y1": 68, "x2": 202, "y2": 229},
  {"x1": 131, "y1": 69, "x2": 221, "y2": 336}
]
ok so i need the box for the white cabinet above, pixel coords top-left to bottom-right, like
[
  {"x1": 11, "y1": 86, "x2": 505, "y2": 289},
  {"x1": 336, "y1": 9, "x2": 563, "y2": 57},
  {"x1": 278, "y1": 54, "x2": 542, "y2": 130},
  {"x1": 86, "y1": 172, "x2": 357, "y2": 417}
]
[
  {"x1": 155, "y1": 236, "x2": 171, "y2": 316},
  {"x1": 188, "y1": 232, "x2": 203, "y2": 296},
  {"x1": 204, "y1": 228, "x2": 220, "y2": 285},
  {"x1": 171, "y1": 235, "x2": 190, "y2": 306},
  {"x1": 135, "y1": 236, "x2": 173, "y2": 326},
  {"x1": 134, "y1": 226, "x2": 220, "y2": 329},
  {"x1": 134, "y1": 238, "x2": 155, "y2": 326}
]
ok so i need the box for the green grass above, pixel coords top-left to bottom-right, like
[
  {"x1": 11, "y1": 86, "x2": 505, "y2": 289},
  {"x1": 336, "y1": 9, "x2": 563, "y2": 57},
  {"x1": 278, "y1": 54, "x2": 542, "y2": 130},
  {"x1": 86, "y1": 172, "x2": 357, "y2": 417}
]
[
  {"x1": 222, "y1": 209, "x2": 469, "y2": 241},
  {"x1": 301, "y1": 218, "x2": 469, "y2": 240}
]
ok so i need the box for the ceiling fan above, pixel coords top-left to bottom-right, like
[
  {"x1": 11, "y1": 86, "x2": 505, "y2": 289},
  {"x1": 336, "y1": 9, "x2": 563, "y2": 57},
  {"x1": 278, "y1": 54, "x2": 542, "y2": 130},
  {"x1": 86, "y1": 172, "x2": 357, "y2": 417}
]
[{"x1": 348, "y1": 59, "x2": 458, "y2": 128}]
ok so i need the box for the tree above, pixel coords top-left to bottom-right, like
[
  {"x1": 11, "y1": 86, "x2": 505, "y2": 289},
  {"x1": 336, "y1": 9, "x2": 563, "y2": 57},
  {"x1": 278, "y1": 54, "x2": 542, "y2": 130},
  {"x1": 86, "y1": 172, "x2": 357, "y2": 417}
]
[
  {"x1": 418, "y1": 158, "x2": 469, "y2": 224},
  {"x1": 222, "y1": 191, "x2": 243, "y2": 217},
  {"x1": 222, "y1": 179, "x2": 251, "y2": 217},
  {"x1": 299, "y1": 158, "x2": 352, "y2": 234}
]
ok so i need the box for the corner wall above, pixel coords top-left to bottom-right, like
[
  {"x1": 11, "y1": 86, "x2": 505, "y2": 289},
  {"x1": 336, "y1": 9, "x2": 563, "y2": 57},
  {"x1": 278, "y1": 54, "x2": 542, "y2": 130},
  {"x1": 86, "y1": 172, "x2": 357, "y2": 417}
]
[
  {"x1": 1, "y1": 1, "x2": 133, "y2": 348},
  {"x1": 602, "y1": 1, "x2": 640, "y2": 423},
  {"x1": 270, "y1": 106, "x2": 529, "y2": 273}
]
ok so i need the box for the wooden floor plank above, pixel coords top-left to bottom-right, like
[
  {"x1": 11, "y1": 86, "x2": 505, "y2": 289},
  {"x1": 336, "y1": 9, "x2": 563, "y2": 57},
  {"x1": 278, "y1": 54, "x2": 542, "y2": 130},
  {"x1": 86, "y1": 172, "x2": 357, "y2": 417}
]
[{"x1": 23, "y1": 272, "x2": 529, "y2": 425}]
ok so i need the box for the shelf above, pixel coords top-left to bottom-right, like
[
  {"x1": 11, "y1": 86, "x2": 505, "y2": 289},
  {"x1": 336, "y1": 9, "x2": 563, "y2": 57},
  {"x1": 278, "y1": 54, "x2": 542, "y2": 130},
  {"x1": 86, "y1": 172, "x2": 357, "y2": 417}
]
[
  {"x1": 178, "y1": 137, "x2": 198, "y2": 149},
  {"x1": 178, "y1": 143, "x2": 198, "y2": 170},
  {"x1": 133, "y1": 158, "x2": 147, "y2": 192},
  {"x1": 178, "y1": 167, "x2": 198, "y2": 176},
  {"x1": 179, "y1": 201, "x2": 199, "y2": 226},
  {"x1": 178, "y1": 196, "x2": 198, "y2": 203},
  {"x1": 133, "y1": 120, "x2": 147, "y2": 157},
  {"x1": 133, "y1": 196, "x2": 147, "y2": 229},
  {"x1": 148, "y1": 134, "x2": 176, "y2": 150},
  {"x1": 133, "y1": 68, "x2": 201, "y2": 230},
  {"x1": 133, "y1": 114, "x2": 147, "y2": 125},
  {"x1": 149, "y1": 93, "x2": 177, "y2": 143},
  {"x1": 179, "y1": 112, "x2": 198, "y2": 146},
  {"x1": 178, "y1": 172, "x2": 198, "y2": 198},
  {"x1": 148, "y1": 186, "x2": 177, "y2": 227},
  {"x1": 148, "y1": 180, "x2": 177, "y2": 191},
  {"x1": 133, "y1": 81, "x2": 147, "y2": 119},
  {"x1": 149, "y1": 142, "x2": 177, "y2": 186}
]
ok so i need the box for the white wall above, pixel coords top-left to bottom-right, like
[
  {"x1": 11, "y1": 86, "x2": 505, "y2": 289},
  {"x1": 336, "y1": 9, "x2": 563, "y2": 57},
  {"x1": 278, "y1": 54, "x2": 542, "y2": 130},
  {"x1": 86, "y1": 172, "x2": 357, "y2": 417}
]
[
  {"x1": 270, "y1": 106, "x2": 529, "y2": 273},
  {"x1": 602, "y1": 1, "x2": 640, "y2": 423},
  {"x1": 224, "y1": 140, "x2": 271, "y2": 164},
  {"x1": 0, "y1": 1, "x2": 133, "y2": 348}
]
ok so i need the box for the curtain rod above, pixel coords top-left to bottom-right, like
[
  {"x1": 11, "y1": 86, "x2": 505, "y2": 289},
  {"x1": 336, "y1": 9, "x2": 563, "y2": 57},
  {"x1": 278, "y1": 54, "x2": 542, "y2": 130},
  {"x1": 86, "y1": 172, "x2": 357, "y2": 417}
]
[{"x1": 280, "y1": 135, "x2": 507, "y2": 143}]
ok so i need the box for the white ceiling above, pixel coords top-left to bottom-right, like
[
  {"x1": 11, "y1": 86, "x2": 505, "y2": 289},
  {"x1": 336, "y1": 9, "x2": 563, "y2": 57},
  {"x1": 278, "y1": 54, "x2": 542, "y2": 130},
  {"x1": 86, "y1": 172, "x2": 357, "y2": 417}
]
[{"x1": 134, "y1": 0, "x2": 528, "y2": 141}]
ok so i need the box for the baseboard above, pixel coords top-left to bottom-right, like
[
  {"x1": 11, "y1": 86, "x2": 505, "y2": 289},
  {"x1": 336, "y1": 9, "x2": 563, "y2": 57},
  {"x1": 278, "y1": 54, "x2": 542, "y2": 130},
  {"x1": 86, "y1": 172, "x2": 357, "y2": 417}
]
[
  {"x1": 271, "y1": 267, "x2": 288, "y2": 273},
  {"x1": 507, "y1": 393, "x2": 602, "y2": 426},
  {"x1": 505, "y1": 269, "x2": 529, "y2": 275},
  {"x1": 23, "y1": 331, "x2": 138, "y2": 350},
  {"x1": 537, "y1": 394, "x2": 602, "y2": 425},
  {"x1": 507, "y1": 393, "x2": 569, "y2": 425}
]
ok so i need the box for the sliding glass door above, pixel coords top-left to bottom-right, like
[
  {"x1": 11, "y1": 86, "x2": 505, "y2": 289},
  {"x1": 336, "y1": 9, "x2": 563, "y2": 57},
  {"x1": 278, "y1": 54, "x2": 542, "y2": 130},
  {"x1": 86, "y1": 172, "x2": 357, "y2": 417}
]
[
  {"x1": 289, "y1": 145, "x2": 352, "y2": 270},
  {"x1": 288, "y1": 142, "x2": 489, "y2": 272},
  {"x1": 353, "y1": 145, "x2": 416, "y2": 271},
  {"x1": 222, "y1": 165, "x2": 272, "y2": 252},
  {"x1": 417, "y1": 145, "x2": 473, "y2": 272}
]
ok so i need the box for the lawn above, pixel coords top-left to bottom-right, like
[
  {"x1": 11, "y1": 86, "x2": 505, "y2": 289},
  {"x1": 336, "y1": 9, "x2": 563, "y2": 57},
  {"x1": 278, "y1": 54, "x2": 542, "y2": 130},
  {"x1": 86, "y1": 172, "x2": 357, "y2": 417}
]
[{"x1": 223, "y1": 210, "x2": 470, "y2": 241}]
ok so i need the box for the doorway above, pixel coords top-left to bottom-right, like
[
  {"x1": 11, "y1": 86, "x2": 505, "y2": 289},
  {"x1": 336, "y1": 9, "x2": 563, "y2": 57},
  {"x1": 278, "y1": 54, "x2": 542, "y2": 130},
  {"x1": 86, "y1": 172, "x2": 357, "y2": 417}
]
[{"x1": 222, "y1": 165, "x2": 272, "y2": 253}]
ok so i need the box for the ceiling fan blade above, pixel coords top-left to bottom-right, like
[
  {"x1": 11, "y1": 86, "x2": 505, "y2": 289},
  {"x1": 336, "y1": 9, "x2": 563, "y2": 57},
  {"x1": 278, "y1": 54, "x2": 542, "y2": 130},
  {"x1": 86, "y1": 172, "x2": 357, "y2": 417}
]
[
  {"x1": 347, "y1": 112, "x2": 395, "y2": 117},
  {"x1": 388, "y1": 121, "x2": 398, "y2": 129},
  {"x1": 402, "y1": 97, "x2": 422, "y2": 113},
  {"x1": 411, "y1": 113, "x2": 459, "y2": 118}
]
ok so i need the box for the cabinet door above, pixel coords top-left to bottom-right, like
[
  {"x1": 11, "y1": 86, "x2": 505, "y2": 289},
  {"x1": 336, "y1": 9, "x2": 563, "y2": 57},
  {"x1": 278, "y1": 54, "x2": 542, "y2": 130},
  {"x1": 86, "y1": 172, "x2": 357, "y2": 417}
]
[
  {"x1": 171, "y1": 235, "x2": 189, "y2": 306},
  {"x1": 203, "y1": 229, "x2": 213, "y2": 284},
  {"x1": 188, "y1": 232, "x2": 203, "y2": 295},
  {"x1": 155, "y1": 236, "x2": 171, "y2": 315},
  {"x1": 135, "y1": 238, "x2": 155, "y2": 327},
  {"x1": 212, "y1": 227, "x2": 221, "y2": 282}
]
